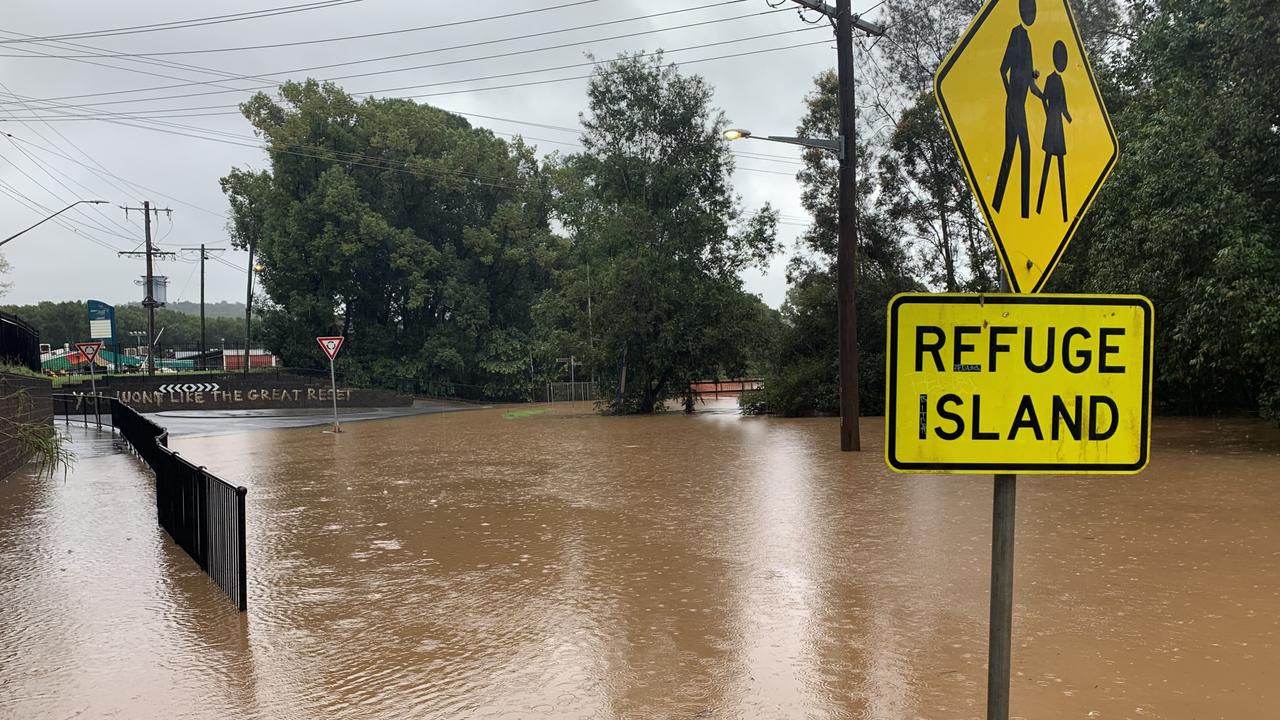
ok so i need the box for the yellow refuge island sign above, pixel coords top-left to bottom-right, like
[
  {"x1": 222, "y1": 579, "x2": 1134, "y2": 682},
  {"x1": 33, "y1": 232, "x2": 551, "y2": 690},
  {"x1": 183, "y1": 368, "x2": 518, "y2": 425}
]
[
  {"x1": 935, "y1": 0, "x2": 1117, "y2": 293},
  {"x1": 885, "y1": 294, "x2": 1153, "y2": 474}
]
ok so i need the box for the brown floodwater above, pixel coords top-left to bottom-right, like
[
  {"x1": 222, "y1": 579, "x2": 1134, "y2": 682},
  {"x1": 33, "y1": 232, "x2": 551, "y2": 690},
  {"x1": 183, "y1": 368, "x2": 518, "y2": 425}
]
[{"x1": 3, "y1": 401, "x2": 1280, "y2": 719}]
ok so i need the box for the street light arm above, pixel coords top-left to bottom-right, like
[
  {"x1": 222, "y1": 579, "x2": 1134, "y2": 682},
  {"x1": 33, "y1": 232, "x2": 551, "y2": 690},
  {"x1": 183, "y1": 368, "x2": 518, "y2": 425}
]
[
  {"x1": 763, "y1": 135, "x2": 844, "y2": 159},
  {"x1": 0, "y1": 199, "x2": 107, "y2": 248}
]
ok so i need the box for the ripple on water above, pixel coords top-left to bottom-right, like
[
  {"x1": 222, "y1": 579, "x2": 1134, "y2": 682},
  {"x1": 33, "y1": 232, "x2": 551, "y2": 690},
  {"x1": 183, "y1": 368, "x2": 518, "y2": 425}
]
[{"x1": 3, "y1": 410, "x2": 1280, "y2": 719}]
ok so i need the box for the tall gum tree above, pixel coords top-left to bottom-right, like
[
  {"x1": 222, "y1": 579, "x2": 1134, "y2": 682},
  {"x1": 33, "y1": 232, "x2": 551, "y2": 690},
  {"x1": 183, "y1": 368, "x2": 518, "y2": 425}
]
[{"x1": 551, "y1": 53, "x2": 778, "y2": 414}]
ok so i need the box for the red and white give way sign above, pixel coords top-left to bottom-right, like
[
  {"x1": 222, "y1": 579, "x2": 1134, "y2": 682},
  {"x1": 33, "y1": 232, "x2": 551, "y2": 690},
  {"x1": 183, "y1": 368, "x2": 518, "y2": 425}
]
[
  {"x1": 316, "y1": 336, "x2": 344, "y2": 360},
  {"x1": 75, "y1": 341, "x2": 103, "y2": 363}
]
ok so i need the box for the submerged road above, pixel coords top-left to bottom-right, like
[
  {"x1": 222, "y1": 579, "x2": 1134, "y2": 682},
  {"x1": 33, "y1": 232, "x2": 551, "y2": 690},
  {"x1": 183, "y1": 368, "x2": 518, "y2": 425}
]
[{"x1": 2, "y1": 400, "x2": 1279, "y2": 718}]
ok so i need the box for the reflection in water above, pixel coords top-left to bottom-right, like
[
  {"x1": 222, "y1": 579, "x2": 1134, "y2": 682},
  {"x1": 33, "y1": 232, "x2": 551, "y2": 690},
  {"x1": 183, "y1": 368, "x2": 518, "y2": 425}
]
[{"x1": 1, "y1": 407, "x2": 1279, "y2": 718}]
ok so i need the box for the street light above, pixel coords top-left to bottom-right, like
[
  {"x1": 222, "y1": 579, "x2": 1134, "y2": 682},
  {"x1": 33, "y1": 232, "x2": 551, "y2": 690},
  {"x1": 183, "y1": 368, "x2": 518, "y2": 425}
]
[
  {"x1": 723, "y1": 128, "x2": 843, "y2": 158},
  {"x1": 726, "y1": 124, "x2": 858, "y2": 452},
  {"x1": 0, "y1": 199, "x2": 108, "y2": 248}
]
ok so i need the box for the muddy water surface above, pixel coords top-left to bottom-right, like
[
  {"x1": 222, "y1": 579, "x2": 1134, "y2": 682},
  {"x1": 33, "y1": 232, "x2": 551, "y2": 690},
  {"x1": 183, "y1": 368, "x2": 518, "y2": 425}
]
[{"x1": 2, "y1": 403, "x2": 1279, "y2": 719}]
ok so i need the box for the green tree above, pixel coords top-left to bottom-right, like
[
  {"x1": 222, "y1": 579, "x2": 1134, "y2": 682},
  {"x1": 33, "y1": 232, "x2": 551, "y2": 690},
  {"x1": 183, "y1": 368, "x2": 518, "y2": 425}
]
[
  {"x1": 751, "y1": 70, "x2": 919, "y2": 417},
  {"x1": 224, "y1": 80, "x2": 561, "y2": 392},
  {"x1": 1052, "y1": 0, "x2": 1280, "y2": 418},
  {"x1": 549, "y1": 53, "x2": 778, "y2": 414},
  {"x1": 0, "y1": 301, "x2": 87, "y2": 347}
]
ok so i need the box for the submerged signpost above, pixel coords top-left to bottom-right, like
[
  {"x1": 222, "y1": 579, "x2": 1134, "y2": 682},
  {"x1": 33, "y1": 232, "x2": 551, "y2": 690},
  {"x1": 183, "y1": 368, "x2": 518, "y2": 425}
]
[
  {"x1": 883, "y1": 0, "x2": 1147, "y2": 717},
  {"x1": 316, "y1": 335, "x2": 345, "y2": 433},
  {"x1": 75, "y1": 341, "x2": 103, "y2": 398}
]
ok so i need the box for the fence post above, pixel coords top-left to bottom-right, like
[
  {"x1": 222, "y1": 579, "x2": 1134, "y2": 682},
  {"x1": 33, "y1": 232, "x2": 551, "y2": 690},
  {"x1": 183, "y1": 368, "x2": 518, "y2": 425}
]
[{"x1": 236, "y1": 486, "x2": 248, "y2": 612}]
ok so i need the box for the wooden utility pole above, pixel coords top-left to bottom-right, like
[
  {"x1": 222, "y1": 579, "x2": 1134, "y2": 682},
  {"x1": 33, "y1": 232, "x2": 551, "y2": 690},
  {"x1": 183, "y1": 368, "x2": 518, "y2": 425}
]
[
  {"x1": 119, "y1": 202, "x2": 174, "y2": 377},
  {"x1": 787, "y1": 0, "x2": 883, "y2": 451},
  {"x1": 181, "y1": 245, "x2": 225, "y2": 370},
  {"x1": 834, "y1": 0, "x2": 862, "y2": 451}
]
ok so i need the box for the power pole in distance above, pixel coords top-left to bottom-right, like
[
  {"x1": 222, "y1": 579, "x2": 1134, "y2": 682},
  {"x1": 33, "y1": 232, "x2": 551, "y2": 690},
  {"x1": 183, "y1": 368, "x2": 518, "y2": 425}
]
[
  {"x1": 119, "y1": 201, "x2": 175, "y2": 377},
  {"x1": 789, "y1": 0, "x2": 884, "y2": 451},
  {"x1": 181, "y1": 245, "x2": 225, "y2": 370}
]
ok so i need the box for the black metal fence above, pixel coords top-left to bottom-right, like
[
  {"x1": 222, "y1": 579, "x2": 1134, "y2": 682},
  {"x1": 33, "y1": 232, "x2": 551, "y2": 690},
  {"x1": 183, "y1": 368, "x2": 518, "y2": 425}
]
[
  {"x1": 52, "y1": 393, "x2": 248, "y2": 611},
  {"x1": 0, "y1": 311, "x2": 40, "y2": 372}
]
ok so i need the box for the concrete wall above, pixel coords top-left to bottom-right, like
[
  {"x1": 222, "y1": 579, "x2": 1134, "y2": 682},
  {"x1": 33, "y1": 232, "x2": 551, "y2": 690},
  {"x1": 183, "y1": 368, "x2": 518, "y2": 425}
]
[
  {"x1": 0, "y1": 373, "x2": 53, "y2": 480},
  {"x1": 59, "y1": 372, "x2": 410, "y2": 412}
]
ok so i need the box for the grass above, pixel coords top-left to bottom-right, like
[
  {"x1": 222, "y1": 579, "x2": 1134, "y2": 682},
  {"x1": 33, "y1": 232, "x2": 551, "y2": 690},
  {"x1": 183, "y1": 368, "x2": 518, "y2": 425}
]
[
  {"x1": 503, "y1": 408, "x2": 552, "y2": 419},
  {"x1": 0, "y1": 363, "x2": 49, "y2": 381}
]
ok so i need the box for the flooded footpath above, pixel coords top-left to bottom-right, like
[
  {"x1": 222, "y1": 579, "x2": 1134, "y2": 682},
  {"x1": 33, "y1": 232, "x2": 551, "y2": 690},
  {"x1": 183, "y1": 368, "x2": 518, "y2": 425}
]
[{"x1": 2, "y1": 401, "x2": 1279, "y2": 719}]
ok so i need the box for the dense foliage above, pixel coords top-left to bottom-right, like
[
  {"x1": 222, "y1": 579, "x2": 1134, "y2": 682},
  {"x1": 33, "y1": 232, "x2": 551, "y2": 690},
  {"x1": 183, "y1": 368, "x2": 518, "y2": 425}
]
[
  {"x1": 1052, "y1": 0, "x2": 1280, "y2": 418},
  {"x1": 11, "y1": 1, "x2": 1261, "y2": 420},
  {"x1": 223, "y1": 63, "x2": 777, "y2": 410},
  {"x1": 756, "y1": 0, "x2": 1279, "y2": 421},
  {"x1": 543, "y1": 53, "x2": 777, "y2": 413},
  {"x1": 224, "y1": 81, "x2": 563, "y2": 392},
  {"x1": 1, "y1": 300, "x2": 256, "y2": 350}
]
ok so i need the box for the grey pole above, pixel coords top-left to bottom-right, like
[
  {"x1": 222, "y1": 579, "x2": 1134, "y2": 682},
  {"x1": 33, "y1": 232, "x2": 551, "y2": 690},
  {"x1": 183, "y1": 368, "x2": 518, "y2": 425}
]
[
  {"x1": 329, "y1": 356, "x2": 340, "y2": 433},
  {"x1": 987, "y1": 271, "x2": 1016, "y2": 720},
  {"x1": 199, "y1": 243, "x2": 206, "y2": 371},
  {"x1": 144, "y1": 202, "x2": 155, "y2": 377}
]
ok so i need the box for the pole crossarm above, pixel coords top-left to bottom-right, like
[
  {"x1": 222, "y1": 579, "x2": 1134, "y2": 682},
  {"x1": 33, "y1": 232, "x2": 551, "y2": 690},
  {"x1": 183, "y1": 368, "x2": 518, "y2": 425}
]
[{"x1": 788, "y1": 0, "x2": 886, "y2": 35}]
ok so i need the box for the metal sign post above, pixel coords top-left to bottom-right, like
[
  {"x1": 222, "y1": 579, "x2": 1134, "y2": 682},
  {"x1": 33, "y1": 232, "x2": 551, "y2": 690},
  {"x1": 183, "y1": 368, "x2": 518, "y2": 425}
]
[
  {"x1": 74, "y1": 342, "x2": 103, "y2": 396},
  {"x1": 927, "y1": 0, "x2": 1126, "y2": 712},
  {"x1": 316, "y1": 336, "x2": 345, "y2": 433},
  {"x1": 75, "y1": 342, "x2": 104, "y2": 426},
  {"x1": 884, "y1": 292, "x2": 1152, "y2": 718}
]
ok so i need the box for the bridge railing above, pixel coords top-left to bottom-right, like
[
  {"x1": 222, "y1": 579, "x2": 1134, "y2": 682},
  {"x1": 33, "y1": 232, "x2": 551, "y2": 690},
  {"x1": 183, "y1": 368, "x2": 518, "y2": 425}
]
[{"x1": 52, "y1": 393, "x2": 248, "y2": 612}]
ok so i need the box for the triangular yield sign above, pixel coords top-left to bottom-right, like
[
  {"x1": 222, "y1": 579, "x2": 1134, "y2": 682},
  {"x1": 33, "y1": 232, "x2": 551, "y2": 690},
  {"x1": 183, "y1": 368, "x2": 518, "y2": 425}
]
[
  {"x1": 74, "y1": 341, "x2": 103, "y2": 364},
  {"x1": 316, "y1": 335, "x2": 344, "y2": 361}
]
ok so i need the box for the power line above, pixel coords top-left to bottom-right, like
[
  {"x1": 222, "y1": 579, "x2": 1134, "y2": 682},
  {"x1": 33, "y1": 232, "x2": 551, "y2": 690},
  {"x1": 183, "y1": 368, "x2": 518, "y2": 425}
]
[
  {"x1": 0, "y1": 148, "x2": 135, "y2": 242},
  {"x1": 0, "y1": 0, "x2": 653, "y2": 114},
  {"x1": 0, "y1": 179, "x2": 125, "y2": 253},
  {"x1": 3, "y1": 132, "x2": 227, "y2": 218},
  {"x1": 3, "y1": 5, "x2": 792, "y2": 105},
  {"x1": 0, "y1": 0, "x2": 746, "y2": 59},
  {"x1": 1, "y1": 25, "x2": 826, "y2": 110},
  {"x1": 0, "y1": 0, "x2": 366, "y2": 45}
]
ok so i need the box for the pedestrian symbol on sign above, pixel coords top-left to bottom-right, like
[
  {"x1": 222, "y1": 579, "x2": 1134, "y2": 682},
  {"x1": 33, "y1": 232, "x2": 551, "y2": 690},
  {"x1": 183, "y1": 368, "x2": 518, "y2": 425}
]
[{"x1": 935, "y1": 0, "x2": 1117, "y2": 293}]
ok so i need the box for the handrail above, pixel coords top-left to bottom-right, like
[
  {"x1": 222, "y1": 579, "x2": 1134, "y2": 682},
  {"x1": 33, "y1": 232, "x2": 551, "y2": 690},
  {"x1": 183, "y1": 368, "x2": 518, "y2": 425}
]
[{"x1": 51, "y1": 393, "x2": 248, "y2": 611}]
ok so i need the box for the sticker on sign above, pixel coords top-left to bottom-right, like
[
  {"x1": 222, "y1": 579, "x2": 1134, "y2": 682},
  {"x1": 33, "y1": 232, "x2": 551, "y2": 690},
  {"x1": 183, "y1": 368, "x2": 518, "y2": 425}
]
[
  {"x1": 316, "y1": 335, "x2": 344, "y2": 360},
  {"x1": 884, "y1": 293, "x2": 1153, "y2": 474}
]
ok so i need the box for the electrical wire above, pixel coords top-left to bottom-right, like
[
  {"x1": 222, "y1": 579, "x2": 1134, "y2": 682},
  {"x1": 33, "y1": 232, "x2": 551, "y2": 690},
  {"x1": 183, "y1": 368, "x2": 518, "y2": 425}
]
[
  {"x1": 0, "y1": 0, "x2": 367, "y2": 45},
  {"x1": 3, "y1": 133, "x2": 226, "y2": 218},
  {"x1": 0, "y1": 36, "x2": 832, "y2": 186},
  {"x1": 0, "y1": 179, "x2": 126, "y2": 253},
  {"x1": 1, "y1": 26, "x2": 826, "y2": 110},
  {"x1": 0, "y1": 0, "x2": 747, "y2": 59}
]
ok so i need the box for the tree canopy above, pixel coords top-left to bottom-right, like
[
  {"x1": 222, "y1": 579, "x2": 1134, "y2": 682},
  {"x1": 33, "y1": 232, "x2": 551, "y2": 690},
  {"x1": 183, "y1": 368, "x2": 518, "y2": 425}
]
[
  {"x1": 224, "y1": 80, "x2": 563, "y2": 392},
  {"x1": 544, "y1": 53, "x2": 777, "y2": 413}
]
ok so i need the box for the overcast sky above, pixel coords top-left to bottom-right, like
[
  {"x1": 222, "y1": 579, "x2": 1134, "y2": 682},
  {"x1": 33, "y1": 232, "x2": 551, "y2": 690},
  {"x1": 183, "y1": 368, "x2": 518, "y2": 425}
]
[{"x1": 0, "y1": 0, "x2": 879, "y2": 309}]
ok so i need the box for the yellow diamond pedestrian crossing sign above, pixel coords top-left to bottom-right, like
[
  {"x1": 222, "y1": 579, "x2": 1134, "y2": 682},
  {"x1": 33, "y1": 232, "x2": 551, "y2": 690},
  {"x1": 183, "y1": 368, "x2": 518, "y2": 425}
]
[{"x1": 935, "y1": 0, "x2": 1117, "y2": 293}]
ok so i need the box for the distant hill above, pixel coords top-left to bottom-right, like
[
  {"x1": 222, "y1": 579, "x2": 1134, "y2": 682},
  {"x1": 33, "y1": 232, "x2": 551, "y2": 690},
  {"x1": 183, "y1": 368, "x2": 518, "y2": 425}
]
[{"x1": 160, "y1": 301, "x2": 245, "y2": 319}]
